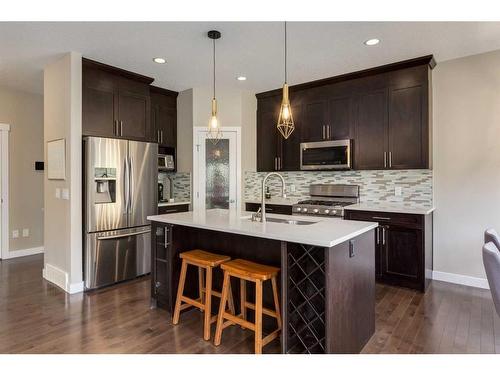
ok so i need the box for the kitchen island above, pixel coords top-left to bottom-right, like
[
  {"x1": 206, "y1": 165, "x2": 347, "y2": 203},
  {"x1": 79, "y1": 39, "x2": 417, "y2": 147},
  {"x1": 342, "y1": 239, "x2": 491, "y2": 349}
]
[{"x1": 147, "y1": 208, "x2": 377, "y2": 354}]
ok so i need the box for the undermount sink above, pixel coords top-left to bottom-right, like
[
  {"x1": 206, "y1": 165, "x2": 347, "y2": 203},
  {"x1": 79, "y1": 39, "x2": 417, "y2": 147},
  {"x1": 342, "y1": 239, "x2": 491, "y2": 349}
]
[{"x1": 245, "y1": 216, "x2": 317, "y2": 225}]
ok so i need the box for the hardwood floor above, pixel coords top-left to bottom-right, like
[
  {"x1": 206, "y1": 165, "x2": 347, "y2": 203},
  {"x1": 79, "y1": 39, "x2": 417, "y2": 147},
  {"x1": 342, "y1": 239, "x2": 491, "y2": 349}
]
[{"x1": 0, "y1": 254, "x2": 498, "y2": 354}]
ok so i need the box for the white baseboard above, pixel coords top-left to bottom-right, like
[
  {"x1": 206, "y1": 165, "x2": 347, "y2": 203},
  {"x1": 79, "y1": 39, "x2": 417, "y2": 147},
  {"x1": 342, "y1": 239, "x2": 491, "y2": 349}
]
[
  {"x1": 3, "y1": 246, "x2": 44, "y2": 259},
  {"x1": 43, "y1": 263, "x2": 84, "y2": 294},
  {"x1": 433, "y1": 270, "x2": 490, "y2": 289}
]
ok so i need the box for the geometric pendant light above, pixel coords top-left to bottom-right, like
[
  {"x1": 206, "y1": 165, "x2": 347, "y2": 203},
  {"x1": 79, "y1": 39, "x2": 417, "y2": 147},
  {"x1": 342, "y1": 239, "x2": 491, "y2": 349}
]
[{"x1": 277, "y1": 21, "x2": 295, "y2": 139}]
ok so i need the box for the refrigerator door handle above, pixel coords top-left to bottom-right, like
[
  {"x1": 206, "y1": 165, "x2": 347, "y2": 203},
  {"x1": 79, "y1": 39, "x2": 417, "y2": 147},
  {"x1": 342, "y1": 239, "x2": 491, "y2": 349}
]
[
  {"x1": 123, "y1": 156, "x2": 129, "y2": 214},
  {"x1": 128, "y1": 155, "x2": 133, "y2": 215}
]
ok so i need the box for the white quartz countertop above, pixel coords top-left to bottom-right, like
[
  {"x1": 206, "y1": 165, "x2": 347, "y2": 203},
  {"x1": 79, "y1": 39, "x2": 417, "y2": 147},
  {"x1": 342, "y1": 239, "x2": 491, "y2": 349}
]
[
  {"x1": 158, "y1": 201, "x2": 191, "y2": 207},
  {"x1": 147, "y1": 208, "x2": 377, "y2": 248},
  {"x1": 345, "y1": 202, "x2": 435, "y2": 215},
  {"x1": 245, "y1": 197, "x2": 301, "y2": 206}
]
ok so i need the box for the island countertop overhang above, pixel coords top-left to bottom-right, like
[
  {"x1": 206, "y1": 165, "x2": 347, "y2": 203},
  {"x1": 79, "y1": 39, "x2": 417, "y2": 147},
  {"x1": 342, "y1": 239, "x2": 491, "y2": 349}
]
[{"x1": 147, "y1": 208, "x2": 378, "y2": 248}]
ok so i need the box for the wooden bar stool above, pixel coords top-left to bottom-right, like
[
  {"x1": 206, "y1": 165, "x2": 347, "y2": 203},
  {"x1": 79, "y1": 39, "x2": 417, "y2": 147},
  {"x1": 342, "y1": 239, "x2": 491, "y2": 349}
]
[
  {"x1": 214, "y1": 259, "x2": 281, "y2": 354},
  {"x1": 172, "y1": 249, "x2": 235, "y2": 341}
]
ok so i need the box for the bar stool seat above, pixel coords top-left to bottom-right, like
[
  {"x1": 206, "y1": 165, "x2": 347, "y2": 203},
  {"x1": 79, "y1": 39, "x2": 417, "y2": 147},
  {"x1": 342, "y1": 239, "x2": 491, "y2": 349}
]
[
  {"x1": 214, "y1": 259, "x2": 281, "y2": 354},
  {"x1": 173, "y1": 249, "x2": 235, "y2": 341}
]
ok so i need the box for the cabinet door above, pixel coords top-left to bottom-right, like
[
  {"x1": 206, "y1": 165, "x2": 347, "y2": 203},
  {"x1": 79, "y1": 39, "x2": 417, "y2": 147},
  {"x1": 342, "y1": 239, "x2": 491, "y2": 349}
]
[
  {"x1": 302, "y1": 99, "x2": 328, "y2": 142},
  {"x1": 354, "y1": 89, "x2": 388, "y2": 170},
  {"x1": 327, "y1": 95, "x2": 353, "y2": 140},
  {"x1": 375, "y1": 227, "x2": 383, "y2": 278},
  {"x1": 82, "y1": 69, "x2": 117, "y2": 137},
  {"x1": 257, "y1": 107, "x2": 281, "y2": 172},
  {"x1": 388, "y1": 85, "x2": 427, "y2": 169},
  {"x1": 118, "y1": 90, "x2": 150, "y2": 141},
  {"x1": 382, "y1": 225, "x2": 422, "y2": 283},
  {"x1": 157, "y1": 106, "x2": 176, "y2": 147},
  {"x1": 281, "y1": 103, "x2": 302, "y2": 171}
]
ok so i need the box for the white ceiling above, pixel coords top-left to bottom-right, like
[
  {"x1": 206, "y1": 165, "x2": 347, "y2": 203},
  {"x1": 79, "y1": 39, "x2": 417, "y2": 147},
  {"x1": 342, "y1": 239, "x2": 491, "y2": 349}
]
[{"x1": 2, "y1": 22, "x2": 500, "y2": 95}]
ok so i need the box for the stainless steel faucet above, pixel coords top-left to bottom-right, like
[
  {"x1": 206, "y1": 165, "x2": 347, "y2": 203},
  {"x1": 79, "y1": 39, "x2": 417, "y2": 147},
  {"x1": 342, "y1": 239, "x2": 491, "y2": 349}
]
[{"x1": 261, "y1": 172, "x2": 286, "y2": 222}]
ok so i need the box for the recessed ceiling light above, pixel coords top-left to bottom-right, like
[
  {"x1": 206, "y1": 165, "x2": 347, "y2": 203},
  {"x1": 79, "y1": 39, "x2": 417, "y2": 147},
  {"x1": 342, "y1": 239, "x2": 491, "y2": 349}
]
[
  {"x1": 153, "y1": 57, "x2": 166, "y2": 64},
  {"x1": 364, "y1": 38, "x2": 380, "y2": 46},
  {"x1": 236, "y1": 76, "x2": 247, "y2": 81}
]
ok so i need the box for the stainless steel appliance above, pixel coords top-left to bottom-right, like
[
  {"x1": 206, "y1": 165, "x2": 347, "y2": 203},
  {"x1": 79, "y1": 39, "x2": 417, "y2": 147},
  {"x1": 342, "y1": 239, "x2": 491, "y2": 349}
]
[
  {"x1": 292, "y1": 184, "x2": 359, "y2": 218},
  {"x1": 84, "y1": 137, "x2": 157, "y2": 290},
  {"x1": 158, "y1": 183, "x2": 164, "y2": 201},
  {"x1": 158, "y1": 154, "x2": 175, "y2": 171},
  {"x1": 300, "y1": 139, "x2": 352, "y2": 170}
]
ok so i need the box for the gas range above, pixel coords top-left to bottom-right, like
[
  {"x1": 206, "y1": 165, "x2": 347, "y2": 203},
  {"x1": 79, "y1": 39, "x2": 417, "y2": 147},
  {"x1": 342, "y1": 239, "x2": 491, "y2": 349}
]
[{"x1": 292, "y1": 184, "x2": 359, "y2": 218}]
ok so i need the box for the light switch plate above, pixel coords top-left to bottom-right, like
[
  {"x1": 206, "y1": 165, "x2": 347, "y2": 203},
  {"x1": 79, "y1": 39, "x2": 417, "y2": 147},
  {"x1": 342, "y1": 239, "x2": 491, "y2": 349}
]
[
  {"x1": 289, "y1": 184, "x2": 296, "y2": 193},
  {"x1": 62, "y1": 188, "x2": 70, "y2": 200},
  {"x1": 395, "y1": 186, "x2": 402, "y2": 196},
  {"x1": 22, "y1": 229, "x2": 29, "y2": 237},
  {"x1": 12, "y1": 230, "x2": 19, "y2": 239},
  {"x1": 55, "y1": 188, "x2": 61, "y2": 199}
]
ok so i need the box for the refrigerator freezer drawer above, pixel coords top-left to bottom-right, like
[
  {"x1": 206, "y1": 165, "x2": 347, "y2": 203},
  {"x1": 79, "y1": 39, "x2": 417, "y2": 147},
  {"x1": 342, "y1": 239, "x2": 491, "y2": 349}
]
[{"x1": 84, "y1": 226, "x2": 151, "y2": 290}]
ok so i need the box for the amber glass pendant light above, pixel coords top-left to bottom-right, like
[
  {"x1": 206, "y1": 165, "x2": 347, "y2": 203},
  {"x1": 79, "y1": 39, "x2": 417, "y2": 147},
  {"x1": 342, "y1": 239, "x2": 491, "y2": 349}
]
[
  {"x1": 207, "y1": 30, "x2": 222, "y2": 144},
  {"x1": 277, "y1": 22, "x2": 294, "y2": 140}
]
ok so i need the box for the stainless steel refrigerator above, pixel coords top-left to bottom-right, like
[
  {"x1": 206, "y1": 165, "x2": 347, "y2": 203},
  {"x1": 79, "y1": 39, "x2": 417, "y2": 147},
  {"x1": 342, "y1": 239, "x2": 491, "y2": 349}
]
[{"x1": 83, "y1": 137, "x2": 157, "y2": 290}]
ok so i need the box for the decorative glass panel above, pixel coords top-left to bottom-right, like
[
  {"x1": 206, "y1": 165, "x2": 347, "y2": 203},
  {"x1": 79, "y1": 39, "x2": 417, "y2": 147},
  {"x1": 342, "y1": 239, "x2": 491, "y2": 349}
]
[{"x1": 205, "y1": 138, "x2": 229, "y2": 209}]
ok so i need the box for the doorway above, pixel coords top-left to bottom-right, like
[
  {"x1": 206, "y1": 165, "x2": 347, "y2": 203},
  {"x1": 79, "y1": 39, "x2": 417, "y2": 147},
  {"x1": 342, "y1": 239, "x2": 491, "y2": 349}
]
[
  {"x1": 0, "y1": 123, "x2": 10, "y2": 260},
  {"x1": 193, "y1": 127, "x2": 241, "y2": 211}
]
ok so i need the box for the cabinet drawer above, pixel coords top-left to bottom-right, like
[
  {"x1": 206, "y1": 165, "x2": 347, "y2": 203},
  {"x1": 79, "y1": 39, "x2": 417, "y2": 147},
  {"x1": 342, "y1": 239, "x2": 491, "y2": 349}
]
[
  {"x1": 245, "y1": 202, "x2": 293, "y2": 215},
  {"x1": 345, "y1": 210, "x2": 423, "y2": 228},
  {"x1": 158, "y1": 204, "x2": 189, "y2": 215}
]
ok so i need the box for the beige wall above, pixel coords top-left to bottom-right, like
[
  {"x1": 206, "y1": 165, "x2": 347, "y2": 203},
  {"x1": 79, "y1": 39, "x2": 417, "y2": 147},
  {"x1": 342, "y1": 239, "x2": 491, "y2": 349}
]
[
  {"x1": 433, "y1": 49, "x2": 500, "y2": 280},
  {"x1": 43, "y1": 52, "x2": 83, "y2": 291},
  {"x1": 176, "y1": 89, "x2": 194, "y2": 173},
  {"x1": 0, "y1": 86, "x2": 44, "y2": 253}
]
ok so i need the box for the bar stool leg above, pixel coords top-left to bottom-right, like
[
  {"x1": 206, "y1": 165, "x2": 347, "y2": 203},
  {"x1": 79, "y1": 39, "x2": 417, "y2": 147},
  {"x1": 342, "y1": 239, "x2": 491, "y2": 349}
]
[
  {"x1": 254, "y1": 280, "x2": 263, "y2": 354},
  {"x1": 271, "y1": 276, "x2": 282, "y2": 330},
  {"x1": 203, "y1": 266, "x2": 213, "y2": 340},
  {"x1": 214, "y1": 271, "x2": 230, "y2": 346},
  {"x1": 172, "y1": 260, "x2": 188, "y2": 325},
  {"x1": 240, "y1": 279, "x2": 247, "y2": 325},
  {"x1": 227, "y1": 281, "x2": 236, "y2": 315},
  {"x1": 198, "y1": 267, "x2": 205, "y2": 310}
]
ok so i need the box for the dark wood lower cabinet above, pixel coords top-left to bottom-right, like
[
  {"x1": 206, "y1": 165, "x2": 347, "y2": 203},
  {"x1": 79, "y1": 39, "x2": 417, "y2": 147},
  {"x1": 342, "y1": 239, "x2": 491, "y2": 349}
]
[
  {"x1": 344, "y1": 210, "x2": 433, "y2": 292},
  {"x1": 158, "y1": 204, "x2": 189, "y2": 215},
  {"x1": 245, "y1": 202, "x2": 293, "y2": 215}
]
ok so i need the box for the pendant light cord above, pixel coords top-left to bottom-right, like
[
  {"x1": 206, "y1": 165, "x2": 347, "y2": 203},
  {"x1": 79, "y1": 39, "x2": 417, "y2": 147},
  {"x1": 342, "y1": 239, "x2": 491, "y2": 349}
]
[
  {"x1": 284, "y1": 21, "x2": 287, "y2": 84},
  {"x1": 213, "y1": 38, "x2": 216, "y2": 99}
]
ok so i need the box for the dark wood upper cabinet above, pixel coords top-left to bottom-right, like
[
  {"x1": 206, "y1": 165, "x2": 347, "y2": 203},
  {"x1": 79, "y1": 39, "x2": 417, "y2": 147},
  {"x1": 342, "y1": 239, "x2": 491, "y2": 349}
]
[
  {"x1": 354, "y1": 88, "x2": 388, "y2": 170},
  {"x1": 82, "y1": 58, "x2": 154, "y2": 141},
  {"x1": 256, "y1": 55, "x2": 435, "y2": 171},
  {"x1": 151, "y1": 86, "x2": 178, "y2": 147}
]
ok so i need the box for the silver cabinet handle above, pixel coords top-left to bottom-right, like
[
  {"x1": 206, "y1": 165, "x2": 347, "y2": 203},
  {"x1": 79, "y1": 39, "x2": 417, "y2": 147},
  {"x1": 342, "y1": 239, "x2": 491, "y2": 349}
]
[
  {"x1": 376, "y1": 227, "x2": 380, "y2": 245},
  {"x1": 322, "y1": 125, "x2": 326, "y2": 140},
  {"x1": 389, "y1": 151, "x2": 392, "y2": 168},
  {"x1": 274, "y1": 157, "x2": 277, "y2": 171},
  {"x1": 382, "y1": 227, "x2": 386, "y2": 245},
  {"x1": 373, "y1": 216, "x2": 391, "y2": 221},
  {"x1": 161, "y1": 130, "x2": 164, "y2": 144},
  {"x1": 157, "y1": 130, "x2": 160, "y2": 143},
  {"x1": 120, "y1": 120, "x2": 123, "y2": 136},
  {"x1": 384, "y1": 152, "x2": 387, "y2": 168},
  {"x1": 327, "y1": 125, "x2": 330, "y2": 139},
  {"x1": 278, "y1": 157, "x2": 281, "y2": 170},
  {"x1": 164, "y1": 226, "x2": 169, "y2": 248},
  {"x1": 114, "y1": 120, "x2": 118, "y2": 136}
]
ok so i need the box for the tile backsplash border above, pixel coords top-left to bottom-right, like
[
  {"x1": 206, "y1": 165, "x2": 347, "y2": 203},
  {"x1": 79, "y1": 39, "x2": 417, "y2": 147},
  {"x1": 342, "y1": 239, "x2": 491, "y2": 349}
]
[{"x1": 244, "y1": 170, "x2": 433, "y2": 207}]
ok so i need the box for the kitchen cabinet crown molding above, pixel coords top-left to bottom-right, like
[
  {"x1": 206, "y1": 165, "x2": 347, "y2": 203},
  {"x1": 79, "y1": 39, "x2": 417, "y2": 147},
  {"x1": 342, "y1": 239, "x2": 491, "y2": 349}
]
[
  {"x1": 256, "y1": 55, "x2": 436, "y2": 99},
  {"x1": 150, "y1": 85, "x2": 179, "y2": 98},
  {"x1": 83, "y1": 57, "x2": 154, "y2": 85}
]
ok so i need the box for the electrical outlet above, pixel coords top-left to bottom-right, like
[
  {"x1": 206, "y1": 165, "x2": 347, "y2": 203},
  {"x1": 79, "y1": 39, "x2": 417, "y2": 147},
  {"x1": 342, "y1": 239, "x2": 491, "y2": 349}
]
[
  {"x1": 62, "y1": 188, "x2": 70, "y2": 200},
  {"x1": 290, "y1": 184, "x2": 296, "y2": 193},
  {"x1": 12, "y1": 230, "x2": 19, "y2": 239},
  {"x1": 22, "y1": 228, "x2": 29, "y2": 237},
  {"x1": 55, "y1": 188, "x2": 61, "y2": 199},
  {"x1": 395, "y1": 186, "x2": 402, "y2": 196}
]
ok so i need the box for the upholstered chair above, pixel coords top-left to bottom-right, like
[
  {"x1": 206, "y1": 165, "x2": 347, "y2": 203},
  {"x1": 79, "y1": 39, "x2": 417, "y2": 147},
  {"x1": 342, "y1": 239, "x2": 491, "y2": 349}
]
[{"x1": 482, "y1": 241, "x2": 500, "y2": 317}]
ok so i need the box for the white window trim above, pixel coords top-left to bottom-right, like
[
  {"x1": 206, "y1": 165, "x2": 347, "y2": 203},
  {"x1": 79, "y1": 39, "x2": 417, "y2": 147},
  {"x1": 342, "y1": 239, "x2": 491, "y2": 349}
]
[{"x1": 0, "y1": 123, "x2": 10, "y2": 260}]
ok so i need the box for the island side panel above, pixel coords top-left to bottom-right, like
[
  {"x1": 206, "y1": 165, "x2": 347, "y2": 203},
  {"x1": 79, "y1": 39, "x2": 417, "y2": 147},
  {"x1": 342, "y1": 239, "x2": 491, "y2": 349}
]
[{"x1": 325, "y1": 229, "x2": 376, "y2": 354}]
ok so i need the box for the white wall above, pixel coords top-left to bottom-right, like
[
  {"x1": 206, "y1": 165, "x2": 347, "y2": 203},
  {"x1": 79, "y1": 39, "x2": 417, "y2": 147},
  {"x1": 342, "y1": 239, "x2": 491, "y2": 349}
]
[
  {"x1": 43, "y1": 52, "x2": 83, "y2": 293},
  {"x1": 0, "y1": 87, "x2": 44, "y2": 256},
  {"x1": 433, "y1": 49, "x2": 500, "y2": 284}
]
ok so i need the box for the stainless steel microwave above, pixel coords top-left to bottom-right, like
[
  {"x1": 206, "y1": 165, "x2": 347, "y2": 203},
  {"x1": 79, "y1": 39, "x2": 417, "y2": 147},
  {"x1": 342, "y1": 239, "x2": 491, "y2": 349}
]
[
  {"x1": 300, "y1": 139, "x2": 352, "y2": 170},
  {"x1": 158, "y1": 154, "x2": 175, "y2": 171}
]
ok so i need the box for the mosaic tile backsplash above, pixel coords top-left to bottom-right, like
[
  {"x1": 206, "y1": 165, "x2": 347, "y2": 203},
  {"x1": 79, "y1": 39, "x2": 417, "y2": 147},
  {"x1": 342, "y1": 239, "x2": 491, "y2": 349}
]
[
  {"x1": 160, "y1": 172, "x2": 191, "y2": 201},
  {"x1": 244, "y1": 170, "x2": 433, "y2": 207}
]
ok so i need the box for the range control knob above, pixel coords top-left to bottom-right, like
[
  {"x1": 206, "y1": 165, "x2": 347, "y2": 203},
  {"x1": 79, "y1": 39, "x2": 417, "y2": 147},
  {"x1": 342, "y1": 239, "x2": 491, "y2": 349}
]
[
  {"x1": 324, "y1": 209, "x2": 330, "y2": 215},
  {"x1": 296, "y1": 207, "x2": 302, "y2": 212},
  {"x1": 330, "y1": 210, "x2": 337, "y2": 216},
  {"x1": 313, "y1": 209, "x2": 319, "y2": 214},
  {"x1": 302, "y1": 208, "x2": 308, "y2": 213}
]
